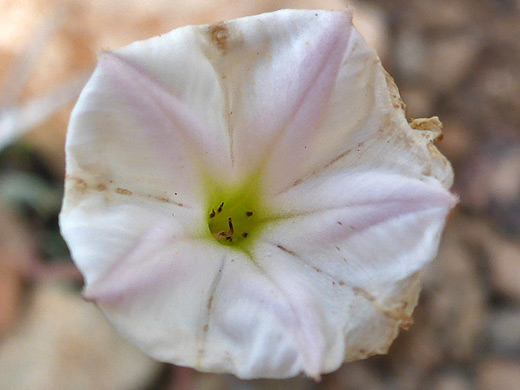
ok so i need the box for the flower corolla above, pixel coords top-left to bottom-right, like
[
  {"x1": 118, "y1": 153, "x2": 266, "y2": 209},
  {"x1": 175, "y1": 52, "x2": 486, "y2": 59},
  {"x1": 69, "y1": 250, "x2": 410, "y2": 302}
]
[{"x1": 60, "y1": 9, "x2": 456, "y2": 379}]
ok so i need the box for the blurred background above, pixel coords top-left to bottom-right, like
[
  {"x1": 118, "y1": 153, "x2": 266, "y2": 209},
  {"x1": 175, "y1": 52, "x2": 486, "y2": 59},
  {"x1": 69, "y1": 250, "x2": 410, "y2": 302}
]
[{"x1": 0, "y1": 0, "x2": 519, "y2": 389}]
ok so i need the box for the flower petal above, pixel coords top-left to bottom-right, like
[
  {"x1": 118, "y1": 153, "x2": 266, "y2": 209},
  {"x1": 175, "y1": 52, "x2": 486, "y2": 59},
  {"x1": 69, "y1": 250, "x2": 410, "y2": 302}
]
[
  {"x1": 202, "y1": 254, "x2": 326, "y2": 379},
  {"x1": 62, "y1": 187, "x2": 328, "y2": 379},
  {"x1": 250, "y1": 240, "x2": 418, "y2": 373},
  {"x1": 60, "y1": 184, "x2": 201, "y2": 286},
  {"x1": 200, "y1": 9, "x2": 352, "y2": 181},
  {"x1": 259, "y1": 26, "x2": 453, "y2": 195},
  {"x1": 72, "y1": 215, "x2": 330, "y2": 379},
  {"x1": 65, "y1": 27, "x2": 232, "y2": 207},
  {"x1": 251, "y1": 171, "x2": 455, "y2": 366},
  {"x1": 262, "y1": 171, "x2": 456, "y2": 286}
]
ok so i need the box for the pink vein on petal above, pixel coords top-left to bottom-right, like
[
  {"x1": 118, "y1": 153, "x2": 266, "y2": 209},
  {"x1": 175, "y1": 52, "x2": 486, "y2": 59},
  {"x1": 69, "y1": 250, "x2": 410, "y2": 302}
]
[
  {"x1": 261, "y1": 15, "x2": 352, "y2": 187},
  {"x1": 244, "y1": 250, "x2": 326, "y2": 379},
  {"x1": 97, "y1": 51, "x2": 216, "y2": 172},
  {"x1": 83, "y1": 222, "x2": 194, "y2": 303},
  {"x1": 264, "y1": 176, "x2": 457, "y2": 223},
  {"x1": 264, "y1": 206, "x2": 447, "y2": 286}
]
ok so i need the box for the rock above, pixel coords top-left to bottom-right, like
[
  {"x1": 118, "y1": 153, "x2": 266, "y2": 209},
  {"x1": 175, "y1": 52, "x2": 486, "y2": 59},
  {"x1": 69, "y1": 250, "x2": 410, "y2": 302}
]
[
  {"x1": 427, "y1": 34, "x2": 481, "y2": 92},
  {"x1": 429, "y1": 370, "x2": 473, "y2": 390},
  {"x1": 192, "y1": 372, "x2": 228, "y2": 390},
  {"x1": 457, "y1": 152, "x2": 495, "y2": 211},
  {"x1": 394, "y1": 28, "x2": 427, "y2": 82},
  {"x1": 477, "y1": 359, "x2": 520, "y2": 390},
  {"x1": 228, "y1": 377, "x2": 314, "y2": 390},
  {"x1": 384, "y1": 217, "x2": 486, "y2": 388},
  {"x1": 487, "y1": 308, "x2": 520, "y2": 355},
  {"x1": 489, "y1": 147, "x2": 520, "y2": 205},
  {"x1": 399, "y1": 86, "x2": 434, "y2": 118},
  {"x1": 437, "y1": 116, "x2": 474, "y2": 163},
  {"x1": 387, "y1": 311, "x2": 445, "y2": 385},
  {"x1": 485, "y1": 234, "x2": 520, "y2": 301},
  {"x1": 460, "y1": 217, "x2": 520, "y2": 299},
  {"x1": 321, "y1": 361, "x2": 385, "y2": 390},
  {"x1": 413, "y1": 1, "x2": 474, "y2": 30},
  {"x1": 422, "y1": 218, "x2": 487, "y2": 362},
  {"x1": 0, "y1": 202, "x2": 36, "y2": 274},
  {"x1": 457, "y1": 142, "x2": 520, "y2": 223},
  {"x1": 0, "y1": 283, "x2": 161, "y2": 390}
]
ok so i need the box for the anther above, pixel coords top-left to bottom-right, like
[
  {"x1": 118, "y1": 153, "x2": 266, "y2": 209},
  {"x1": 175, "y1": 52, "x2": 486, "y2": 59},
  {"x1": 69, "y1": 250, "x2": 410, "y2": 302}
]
[
  {"x1": 217, "y1": 202, "x2": 224, "y2": 213},
  {"x1": 209, "y1": 209, "x2": 216, "y2": 218}
]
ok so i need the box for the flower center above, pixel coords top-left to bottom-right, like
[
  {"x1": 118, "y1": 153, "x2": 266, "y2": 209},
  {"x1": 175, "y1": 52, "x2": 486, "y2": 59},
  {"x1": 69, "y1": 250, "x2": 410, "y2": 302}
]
[{"x1": 208, "y1": 199, "x2": 257, "y2": 246}]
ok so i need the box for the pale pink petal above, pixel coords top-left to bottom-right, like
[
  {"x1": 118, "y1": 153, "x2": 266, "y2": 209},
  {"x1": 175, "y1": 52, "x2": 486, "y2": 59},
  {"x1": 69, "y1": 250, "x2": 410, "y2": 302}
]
[
  {"x1": 60, "y1": 185, "x2": 201, "y2": 286},
  {"x1": 262, "y1": 171, "x2": 456, "y2": 286},
  {"x1": 200, "y1": 254, "x2": 325, "y2": 379},
  {"x1": 251, "y1": 240, "x2": 407, "y2": 373},
  {"x1": 250, "y1": 171, "x2": 455, "y2": 363},
  {"x1": 61, "y1": 181, "x2": 330, "y2": 379},
  {"x1": 87, "y1": 238, "x2": 231, "y2": 368},
  {"x1": 201, "y1": 9, "x2": 351, "y2": 181},
  {"x1": 76, "y1": 221, "x2": 330, "y2": 379},
  {"x1": 244, "y1": 247, "x2": 329, "y2": 378},
  {"x1": 259, "y1": 28, "x2": 453, "y2": 196},
  {"x1": 65, "y1": 28, "x2": 232, "y2": 208}
]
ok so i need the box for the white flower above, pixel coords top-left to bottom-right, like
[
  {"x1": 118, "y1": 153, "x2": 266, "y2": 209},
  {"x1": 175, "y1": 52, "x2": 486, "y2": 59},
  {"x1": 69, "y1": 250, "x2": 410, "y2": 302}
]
[{"x1": 60, "y1": 9, "x2": 456, "y2": 380}]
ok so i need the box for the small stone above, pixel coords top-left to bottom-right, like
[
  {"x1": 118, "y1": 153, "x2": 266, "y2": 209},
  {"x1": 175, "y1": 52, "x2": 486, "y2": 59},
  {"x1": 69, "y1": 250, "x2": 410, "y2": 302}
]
[
  {"x1": 487, "y1": 308, "x2": 520, "y2": 355},
  {"x1": 322, "y1": 361, "x2": 385, "y2": 390},
  {"x1": 429, "y1": 370, "x2": 472, "y2": 390},
  {"x1": 0, "y1": 283, "x2": 161, "y2": 390},
  {"x1": 489, "y1": 147, "x2": 520, "y2": 205},
  {"x1": 394, "y1": 28, "x2": 427, "y2": 81},
  {"x1": 399, "y1": 86, "x2": 434, "y2": 118},
  {"x1": 193, "y1": 372, "x2": 228, "y2": 390},
  {"x1": 477, "y1": 359, "x2": 520, "y2": 390},
  {"x1": 486, "y1": 235, "x2": 520, "y2": 301},
  {"x1": 226, "y1": 375, "x2": 314, "y2": 390},
  {"x1": 427, "y1": 34, "x2": 481, "y2": 92},
  {"x1": 438, "y1": 117, "x2": 474, "y2": 162},
  {"x1": 423, "y1": 219, "x2": 486, "y2": 361},
  {"x1": 413, "y1": 1, "x2": 474, "y2": 30}
]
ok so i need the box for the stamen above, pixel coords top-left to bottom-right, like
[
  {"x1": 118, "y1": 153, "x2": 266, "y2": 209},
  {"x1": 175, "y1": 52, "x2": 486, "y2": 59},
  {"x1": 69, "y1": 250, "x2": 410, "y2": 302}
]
[
  {"x1": 216, "y1": 217, "x2": 234, "y2": 240},
  {"x1": 208, "y1": 199, "x2": 256, "y2": 245}
]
